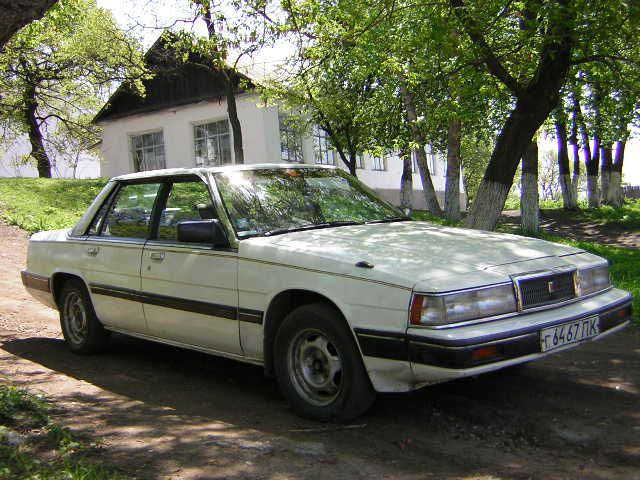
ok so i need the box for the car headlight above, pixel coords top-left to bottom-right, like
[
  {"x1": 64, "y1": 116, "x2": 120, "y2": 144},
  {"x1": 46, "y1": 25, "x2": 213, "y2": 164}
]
[
  {"x1": 410, "y1": 284, "x2": 518, "y2": 326},
  {"x1": 577, "y1": 264, "x2": 610, "y2": 296}
]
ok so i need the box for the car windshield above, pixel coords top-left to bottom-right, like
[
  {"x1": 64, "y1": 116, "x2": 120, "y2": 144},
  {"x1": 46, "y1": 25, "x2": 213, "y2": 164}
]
[{"x1": 214, "y1": 168, "x2": 406, "y2": 238}]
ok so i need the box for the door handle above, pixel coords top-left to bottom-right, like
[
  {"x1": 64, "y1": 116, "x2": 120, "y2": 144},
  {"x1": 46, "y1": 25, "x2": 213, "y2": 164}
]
[
  {"x1": 150, "y1": 251, "x2": 165, "y2": 261},
  {"x1": 87, "y1": 247, "x2": 99, "y2": 256}
]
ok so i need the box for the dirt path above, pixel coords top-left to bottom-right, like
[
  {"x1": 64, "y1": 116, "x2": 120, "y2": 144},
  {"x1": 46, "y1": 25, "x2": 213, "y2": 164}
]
[
  {"x1": 499, "y1": 210, "x2": 640, "y2": 248},
  {"x1": 1, "y1": 222, "x2": 639, "y2": 479}
]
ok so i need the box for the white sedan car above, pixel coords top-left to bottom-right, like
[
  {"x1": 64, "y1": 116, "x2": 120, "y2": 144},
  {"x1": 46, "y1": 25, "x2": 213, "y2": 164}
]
[{"x1": 22, "y1": 165, "x2": 632, "y2": 420}]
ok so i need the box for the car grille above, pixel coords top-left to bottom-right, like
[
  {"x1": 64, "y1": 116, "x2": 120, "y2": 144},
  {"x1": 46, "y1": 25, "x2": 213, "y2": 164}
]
[{"x1": 517, "y1": 271, "x2": 576, "y2": 309}]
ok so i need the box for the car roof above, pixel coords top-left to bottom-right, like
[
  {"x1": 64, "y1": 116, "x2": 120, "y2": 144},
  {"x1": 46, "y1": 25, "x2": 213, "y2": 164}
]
[{"x1": 112, "y1": 163, "x2": 337, "y2": 181}]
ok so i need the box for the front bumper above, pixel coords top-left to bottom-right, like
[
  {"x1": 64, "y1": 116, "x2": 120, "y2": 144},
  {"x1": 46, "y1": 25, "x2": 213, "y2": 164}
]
[{"x1": 356, "y1": 288, "x2": 632, "y2": 387}]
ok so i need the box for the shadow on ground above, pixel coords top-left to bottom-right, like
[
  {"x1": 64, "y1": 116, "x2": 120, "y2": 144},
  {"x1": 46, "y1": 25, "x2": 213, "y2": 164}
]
[{"x1": 2, "y1": 326, "x2": 639, "y2": 479}]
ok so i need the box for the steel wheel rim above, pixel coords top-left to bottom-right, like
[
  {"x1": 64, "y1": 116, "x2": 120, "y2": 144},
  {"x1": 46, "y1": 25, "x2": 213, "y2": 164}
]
[
  {"x1": 287, "y1": 328, "x2": 343, "y2": 407},
  {"x1": 63, "y1": 292, "x2": 88, "y2": 345}
]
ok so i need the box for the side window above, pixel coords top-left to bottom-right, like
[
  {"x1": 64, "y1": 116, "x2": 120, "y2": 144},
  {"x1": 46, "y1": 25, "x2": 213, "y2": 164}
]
[
  {"x1": 87, "y1": 192, "x2": 115, "y2": 236},
  {"x1": 157, "y1": 180, "x2": 215, "y2": 241},
  {"x1": 101, "y1": 183, "x2": 162, "y2": 239}
]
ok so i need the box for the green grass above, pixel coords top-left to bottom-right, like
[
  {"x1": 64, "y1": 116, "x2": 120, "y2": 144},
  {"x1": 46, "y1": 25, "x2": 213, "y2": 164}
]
[
  {"x1": 503, "y1": 199, "x2": 640, "y2": 230},
  {"x1": 411, "y1": 210, "x2": 463, "y2": 226},
  {"x1": 0, "y1": 178, "x2": 107, "y2": 233},
  {"x1": 0, "y1": 384, "x2": 131, "y2": 480},
  {"x1": 546, "y1": 200, "x2": 640, "y2": 231},
  {"x1": 541, "y1": 236, "x2": 639, "y2": 322}
]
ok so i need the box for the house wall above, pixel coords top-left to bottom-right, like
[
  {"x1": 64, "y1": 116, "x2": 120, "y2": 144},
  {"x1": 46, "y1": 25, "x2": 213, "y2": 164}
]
[
  {"x1": 100, "y1": 94, "x2": 281, "y2": 178},
  {"x1": 99, "y1": 93, "x2": 465, "y2": 209}
]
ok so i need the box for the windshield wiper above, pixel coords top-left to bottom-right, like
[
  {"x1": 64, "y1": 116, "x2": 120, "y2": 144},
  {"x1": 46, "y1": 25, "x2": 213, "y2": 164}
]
[
  {"x1": 262, "y1": 220, "x2": 362, "y2": 237},
  {"x1": 366, "y1": 216, "x2": 411, "y2": 224}
]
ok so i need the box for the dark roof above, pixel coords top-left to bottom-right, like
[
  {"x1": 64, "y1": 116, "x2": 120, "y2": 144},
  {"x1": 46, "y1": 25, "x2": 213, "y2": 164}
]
[{"x1": 93, "y1": 33, "x2": 255, "y2": 124}]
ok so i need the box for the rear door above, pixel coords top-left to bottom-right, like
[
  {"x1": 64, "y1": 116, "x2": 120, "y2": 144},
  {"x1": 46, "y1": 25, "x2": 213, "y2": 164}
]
[
  {"x1": 83, "y1": 181, "x2": 162, "y2": 332},
  {"x1": 140, "y1": 176, "x2": 241, "y2": 355}
]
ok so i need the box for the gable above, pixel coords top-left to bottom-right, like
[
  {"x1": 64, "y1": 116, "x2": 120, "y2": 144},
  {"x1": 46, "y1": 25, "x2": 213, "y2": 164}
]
[{"x1": 94, "y1": 34, "x2": 254, "y2": 124}]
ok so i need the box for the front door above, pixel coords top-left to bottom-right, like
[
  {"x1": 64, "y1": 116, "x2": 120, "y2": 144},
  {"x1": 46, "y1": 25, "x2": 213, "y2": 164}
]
[{"x1": 140, "y1": 177, "x2": 241, "y2": 355}]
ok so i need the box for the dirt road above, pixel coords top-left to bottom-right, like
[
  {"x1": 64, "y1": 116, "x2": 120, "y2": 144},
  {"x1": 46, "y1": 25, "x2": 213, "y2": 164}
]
[{"x1": 1, "y1": 222, "x2": 639, "y2": 479}]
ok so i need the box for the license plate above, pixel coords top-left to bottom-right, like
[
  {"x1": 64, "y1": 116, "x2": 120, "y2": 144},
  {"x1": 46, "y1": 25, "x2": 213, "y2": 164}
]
[{"x1": 540, "y1": 316, "x2": 600, "y2": 353}]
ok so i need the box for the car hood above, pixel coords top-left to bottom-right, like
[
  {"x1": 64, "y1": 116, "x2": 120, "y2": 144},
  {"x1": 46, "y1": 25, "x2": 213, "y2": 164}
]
[{"x1": 239, "y1": 221, "x2": 585, "y2": 291}]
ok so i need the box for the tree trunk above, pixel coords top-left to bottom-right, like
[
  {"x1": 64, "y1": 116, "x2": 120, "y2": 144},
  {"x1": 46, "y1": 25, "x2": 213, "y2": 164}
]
[
  {"x1": 464, "y1": 93, "x2": 562, "y2": 230},
  {"x1": 203, "y1": 9, "x2": 244, "y2": 165},
  {"x1": 398, "y1": 74, "x2": 442, "y2": 216},
  {"x1": 569, "y1": 107, "x2": 580, "y2": 205},
  {"x1": 600, "y1": 143, "x2": 613, "y2": 204},
  {"x1": 400, "y1": 149, "x2": 413, "y2": 214},
  {"x1": 223, "y1": 71, "x2": 244, "y2": 164},
  {"x1": 611, "y1": 141, "x2": 625, "y2": 207},
  {"x1": 24, "y1": 85, "x2": 51, "y2": 178},
  {"x1": 327, "y1": 126, "x2": 357, "y2": 177},
  {"x1": 555, "y1": 116, "x2": 577, "y2": 209},
  {"x1": 0, "y1": 0, "x2": 57, "y2": 50},
  {"x1": 520, "y1": 140, "x2": 539, "y2": 234},
  {"x1": 334, "y1": 147, "x2": 357, "y2": 177},
  {"x1": 569, "y1": 96, "x2": 582, "y2": 204},
  {"x1": 445, "y1": 118, "x2": 462, "y2": 221},
  {"x1": 586, "y1": 135, "x2": 600, "y2": 207}
]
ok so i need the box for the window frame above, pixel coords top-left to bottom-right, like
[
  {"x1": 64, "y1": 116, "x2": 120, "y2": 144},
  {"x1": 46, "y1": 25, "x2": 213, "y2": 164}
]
[
  {"x1": 278, "y1": 113, "x2": 304, "y2": 163},
  {"x1": 313, "y1": 126, "x2": 336, "y2": 166},
  {"x1": 150, "y1": 175, "x2": 221, "y2": 245},
  {"x1": 129, "y1": 129, "x2": 166, "y2": 172},
  {"x1": 91, "y1": 180, "x2": 164, "y2": 240},
  {"x1": 192, "y1": 118, "x2": 233, "y2": 167}
]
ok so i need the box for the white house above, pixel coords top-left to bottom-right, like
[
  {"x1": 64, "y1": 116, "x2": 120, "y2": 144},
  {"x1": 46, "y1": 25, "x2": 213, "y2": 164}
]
[{"x1": 95, "y1": 36, "x2": 459, "y2": 209}]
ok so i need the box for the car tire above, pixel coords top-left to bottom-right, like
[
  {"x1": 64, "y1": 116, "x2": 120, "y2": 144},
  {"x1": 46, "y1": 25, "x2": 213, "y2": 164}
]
[
  {"x1": 59, "y1": 279, "x2": 109, "y2": 354},
  {"x1": 274, "y1": 302, "x2": 375, "y2": 422}
]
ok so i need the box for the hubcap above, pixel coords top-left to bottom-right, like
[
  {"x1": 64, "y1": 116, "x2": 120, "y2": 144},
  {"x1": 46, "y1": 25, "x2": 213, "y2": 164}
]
[
  {"x1": 63, "y1": 291, "x2": 88, "y2": 345},
  {"x1": 288, "y1": 329, "x2": 343, "y2": 406}
]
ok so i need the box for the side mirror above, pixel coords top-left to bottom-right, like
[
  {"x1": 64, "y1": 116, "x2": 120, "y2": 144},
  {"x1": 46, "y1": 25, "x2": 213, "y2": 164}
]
[{"x1": 177, "y1": 219, "x2": 229, "y2": 248}]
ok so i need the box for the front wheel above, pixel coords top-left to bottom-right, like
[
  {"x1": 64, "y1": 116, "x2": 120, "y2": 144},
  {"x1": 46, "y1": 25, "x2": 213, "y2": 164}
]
[
  {"x1": 274, "y1": 303, "x2": 375, "y2": 421},
  {"x1": 59, "y1": 279, "x2": 109, "y2": 354}
]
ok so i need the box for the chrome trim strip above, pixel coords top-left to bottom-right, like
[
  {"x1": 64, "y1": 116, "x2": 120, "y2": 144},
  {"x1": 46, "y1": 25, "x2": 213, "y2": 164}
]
[
  {"x1": 412, "y1": 281, "x2": 514, "y2": 296},
  {"x1": 90, "y1": 283, "x2": 264, "y2": 324},
  {"x1": 511, "y1": 267, "x2": 577, "y2": 311},
  {"x1": 143, "y1": 241, "x2": 238, "y2": 256}
]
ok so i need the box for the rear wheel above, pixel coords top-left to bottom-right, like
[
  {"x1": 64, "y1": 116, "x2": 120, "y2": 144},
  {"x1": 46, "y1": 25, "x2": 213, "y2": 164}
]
[
  {"x1": 274, "y1": 303, "x2": 375, "y2": 421},
  {"x1": 59, "y1": 279, "x2": 109, "y2": 354}
]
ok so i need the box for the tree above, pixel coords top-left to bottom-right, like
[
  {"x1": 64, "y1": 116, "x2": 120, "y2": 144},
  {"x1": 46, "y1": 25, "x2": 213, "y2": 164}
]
[
  {"x1": 192, "y1": 0, "x2": 255, "y2": 165},
  {"x1": 554, "y1": 2, "x2": 640, "y2": 208},
  {"x1": 0, "y1": 0, "x2": 58, "y2": 50},
  {"x1": 520, "y1": 140, "x2": 539, "y2": 233},
  {"x1": 450, "y1": 0, "x2": 575, "y2": 230},
  {"x1": 553, "y1": 105, "x2": 578, "y2": 209},
  {"x1": 261, "y1": 52, "x2": 380, "y2": 177},
  {"x1": 0, "y1": 0, "x2": 146, "y2": 178},
  {"x1": 451, "y1": 0, "x2": 640, "y2": 229},
  {"x1": 445, "y1": 118, "x2": 462, "y2": 221}
]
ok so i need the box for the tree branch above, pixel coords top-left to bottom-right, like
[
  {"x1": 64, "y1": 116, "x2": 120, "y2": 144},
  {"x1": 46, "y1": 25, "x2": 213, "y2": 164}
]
[{"x1": 450, "y1": 0, "x2": 522, "y2": 95}]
